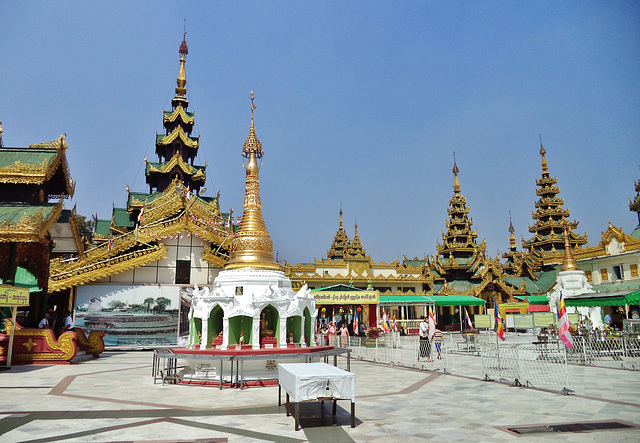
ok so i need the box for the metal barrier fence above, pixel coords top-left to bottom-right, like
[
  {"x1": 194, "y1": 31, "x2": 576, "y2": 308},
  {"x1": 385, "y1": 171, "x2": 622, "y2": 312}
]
[
  {"x1": 568, "y1": 335, "x2": 640, "y2": 370},
  {"x1": 478, "y1": 341, "x2": 569, "y2": 391},
  {"x1": 340, "y1": 333, "x2": 448, "y2": 372},
  {"x1": 338, "y1": 332, "x2": 640, "y2": 394}
]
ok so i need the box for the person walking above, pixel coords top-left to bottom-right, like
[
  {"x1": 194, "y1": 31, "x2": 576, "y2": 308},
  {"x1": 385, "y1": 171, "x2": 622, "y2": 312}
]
[
  {"x1": 339, "y1": 322, "x2": 349, "y2": 348},
  {"x1": 432, "y1": 327, "x2": 443, "y2": 359},
  {"x1": 419, "y1": 317, "x2": 431, "y2": 362},
  {"x1": 328, "y1": 321, "x2": 336, "y2": 347}
]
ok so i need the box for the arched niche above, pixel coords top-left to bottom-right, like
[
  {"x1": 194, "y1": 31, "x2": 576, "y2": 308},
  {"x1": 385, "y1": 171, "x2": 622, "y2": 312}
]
[
  {"x1": 286, "y1": 315, "x2": 302, "y2": 344},
  {"x1": 228, "y1": 315, "x2": 252, "y2": 346}
]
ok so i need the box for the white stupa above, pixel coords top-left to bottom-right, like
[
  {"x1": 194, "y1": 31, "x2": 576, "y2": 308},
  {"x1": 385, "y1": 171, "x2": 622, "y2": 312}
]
[
  {"x1": 187, "y1": 95, "x2": 317, "y2": 350},
  {"x1": 547, "y1": 227, "x2": 601, "y2": 328}
]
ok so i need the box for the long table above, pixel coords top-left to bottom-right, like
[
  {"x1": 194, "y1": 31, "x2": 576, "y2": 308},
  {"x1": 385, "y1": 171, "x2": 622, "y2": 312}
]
[{"x1": 278, "y1": 362, "x2": 356, "y2": 431}]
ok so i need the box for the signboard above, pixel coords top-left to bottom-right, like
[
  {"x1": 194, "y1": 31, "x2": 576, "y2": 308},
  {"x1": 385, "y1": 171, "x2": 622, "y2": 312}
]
[
  {"x1": 313, "y1": 290, "x2": 379, "y2": 305},
  {"x1": 533, "y1": 312, "x2": 557, "y2": 328},
  {"x1": 474, "y1": 314, "x2": 491, "y2": 329},
  {"x1": 0, "y1": 285, "x2": 30, "y2": 307},
  {"x1": 513, "y1": 314, "x2": 535, "y2": 329}
]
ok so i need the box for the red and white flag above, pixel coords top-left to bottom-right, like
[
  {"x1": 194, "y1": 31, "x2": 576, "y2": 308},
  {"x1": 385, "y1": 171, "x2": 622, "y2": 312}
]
[
  {"x1": 557, "y1": 293, "x2": 573, "y2": 349},
  {"x1": 428, "y1": 306, "x2": 436, "y2": 340}
]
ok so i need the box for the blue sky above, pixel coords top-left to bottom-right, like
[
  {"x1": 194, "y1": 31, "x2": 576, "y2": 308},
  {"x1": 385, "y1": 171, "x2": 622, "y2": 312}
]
[{"x1": 1, "y1": 1, "x2": 639, "y2": 265}]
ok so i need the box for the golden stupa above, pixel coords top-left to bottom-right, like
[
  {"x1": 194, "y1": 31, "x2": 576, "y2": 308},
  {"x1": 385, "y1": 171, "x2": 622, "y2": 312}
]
[{"x1": 225, "y1": 92, "x2": 280, "y2": 271}]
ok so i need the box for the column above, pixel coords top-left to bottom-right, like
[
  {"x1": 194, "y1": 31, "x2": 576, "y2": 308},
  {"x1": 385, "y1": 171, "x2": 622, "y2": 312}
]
[{"x1": 221, "y1": 317, "x2": 229, "y2": 350}]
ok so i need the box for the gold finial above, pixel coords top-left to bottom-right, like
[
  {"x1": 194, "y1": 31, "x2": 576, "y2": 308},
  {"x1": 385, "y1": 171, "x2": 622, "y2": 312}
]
[
  {"x1": 225, "y1": 96, "x2": 279, "y2": 271},
  {"x1": 561, "y1": 226, "x2": 579, "y2": 271},
  {"x1": 540, "y1": 135, "x2": 548, "y2": 172},
  {"x1": 453, "y1": 153, "x2": 461, "y2": 194},
  {"x1": 241, "y1": 91, "x2": 264, "y2": 160},
  {"x1": 508, "y1": 213, "x2": 517, "y2": 250},
  {"x1": 175, "y1": 34, "x2": 188, "y2": 97},
  {"x1": 339, "y1": 206, "x2": 343, "y2": 228}
]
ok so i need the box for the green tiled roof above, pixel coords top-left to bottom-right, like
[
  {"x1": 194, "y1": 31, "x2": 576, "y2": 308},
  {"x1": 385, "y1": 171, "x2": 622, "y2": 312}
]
[
  {"x1": 145, "y1": 161, "x2": 206, "y2": 178},
  {"x1": 0, "y1": 147, "x2": 57, "y2": 168},
  {"x1": 163, "y1": 109, "x2": 194, "y2": 118},
  {"x1": 591, "y1": 281, "x2": 640, "y2": 294},
  {"x1": 95, "y1": 219, "x2": 112, "y2": 236},
  {"x1": 503, "y1": 276, "x2": 542, "y2": 294},
  {"x1": 127, "y1": 191, "x2": 163, "y2": 207},
  {"x1": 534, "y1": 269, "x2": 558, "y2": 293},
  {"x1": 405, "y1": 260, "x2": 425, "y2": 267},
  {"x1": 155, "y1": 133, "x2": 198, "y2": 145},
  {"x1": 631, "y1": 225, "x2": 640, "y2": 239},
  {"x1": 112, "y1": 208, "x2": 135, "y2": 228},
  {"x1": 0, "y1": 203, "x2": 58, "y2": 224}
]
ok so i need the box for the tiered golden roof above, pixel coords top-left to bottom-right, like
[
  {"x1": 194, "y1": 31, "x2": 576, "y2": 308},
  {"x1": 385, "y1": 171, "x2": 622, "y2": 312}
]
[
  {"x1": 433, "y1": 159, "x2": 487, "y2": 281},
  {"x1": 522, "y1": 144, "x2": 587, "y2": 267},
  {"x1": 327, "y1": 209, "x2": 351, "y2": 260}
]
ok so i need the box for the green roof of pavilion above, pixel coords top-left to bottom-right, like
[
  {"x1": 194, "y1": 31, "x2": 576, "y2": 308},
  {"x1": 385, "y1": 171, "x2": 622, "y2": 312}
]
[
  {"x1": 0, "y1": 203, "x2": 58, "y2": 224},
  {"x1": 0, "y1": 147, "x2": 58, "y2": 167}
]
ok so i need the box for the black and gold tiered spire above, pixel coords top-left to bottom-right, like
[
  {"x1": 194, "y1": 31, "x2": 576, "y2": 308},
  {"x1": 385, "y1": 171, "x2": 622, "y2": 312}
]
[
  {"x1": 327, "y1": 209, "x2": 351, "y2": 260},
  {"x1": 522, "y1": 143, "x2": 587, "y2": 264},
  {"x1": 225, "y1": 92, "x2": 280, "y2": 271},
  {"x1": 433, "y1": 158, "x2": 487, "y2": 281}
]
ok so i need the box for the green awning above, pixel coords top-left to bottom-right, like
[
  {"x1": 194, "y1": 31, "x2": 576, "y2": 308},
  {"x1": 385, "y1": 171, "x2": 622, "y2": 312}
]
[
  {"x1": 564, "y1": 296, "x2": 627, "y2": 307},
  {"x1": 378, "y1": 295, "x2": 432, "y2": 305},
  {"x1": 625, "y1": 291, "x2": 640, "y2": 305},
  {"x1": 425, "y1": 295, "x2": 486, "y2": 306},
  {"x1": 514, "y1": 295, "x2": 550, "y2": 305}
]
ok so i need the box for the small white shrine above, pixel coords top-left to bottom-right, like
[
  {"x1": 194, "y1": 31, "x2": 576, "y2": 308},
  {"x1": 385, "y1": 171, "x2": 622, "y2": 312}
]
[{"x1": 187, "y1": 95, "x2": 317, "y2": 350}]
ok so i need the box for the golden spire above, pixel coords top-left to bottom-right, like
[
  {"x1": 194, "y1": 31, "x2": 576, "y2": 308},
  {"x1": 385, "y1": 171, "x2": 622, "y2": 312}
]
[
  {"x1": 453, "y1": 154, "x2": 461, "y2": 194},
  {"x1": 561, "y1": 226, "x2": 579, "y2": 271},
  {"x1": 508, "y1": 216, "x2": 517, "y2": 251},
  {"x1": 225, "y1": 92, "x2": 279, "y2": 271},
  {"x1": 175, "y1": 33, "x2": 188, "y2": 98},
  {"x1": 540, "y1": 142, "x2": 548, "y2": 173}
]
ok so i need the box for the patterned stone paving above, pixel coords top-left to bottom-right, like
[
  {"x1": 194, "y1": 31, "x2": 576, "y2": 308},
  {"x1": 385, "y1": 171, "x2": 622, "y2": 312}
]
[{"x1": 0, "y1": 347, "x2": 639, "y2": 442}]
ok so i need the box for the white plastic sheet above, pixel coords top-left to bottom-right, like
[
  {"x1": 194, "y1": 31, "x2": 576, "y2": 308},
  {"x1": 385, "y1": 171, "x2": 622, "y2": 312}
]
[{"x1": 278, "y1": 362, "x2": 355, "y2": 402}]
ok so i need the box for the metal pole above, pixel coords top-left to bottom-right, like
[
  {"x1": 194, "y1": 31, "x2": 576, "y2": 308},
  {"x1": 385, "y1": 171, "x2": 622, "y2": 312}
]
[
  {"x1": 6, "y1": 306, "x2": 17, "y2": 368},
  {"x1": 459, "y1": 305, "x2": 463, "y2": 333}
]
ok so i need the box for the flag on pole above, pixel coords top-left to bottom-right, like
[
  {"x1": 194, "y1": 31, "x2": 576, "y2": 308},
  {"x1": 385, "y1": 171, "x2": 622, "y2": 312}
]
[
  {"x1": 464, "y1": 307, "x2": 475, "y2": 331},
  {"x1": 107, "y1": 235, "x2": 114, "y2": 252},
  {"x1": 557, "y1": 292, "x2": 573, "y2": 349},
  {"x1": 393, "y1": 315, "x2": 398, "y2": 332},
  {"x1": 137, "y1": 203, "x2": 145, "y2": 223},
  {"x1": 382, "y1": 309, "x2": 390, "y2": 333},
  {"x1": 428, "y1": 306, "x2": 436, "y2": 340},
  {"x1": 353, "y1": 310, "x2": 359, "y2": 336},
  {"x1": 185, "y1": 185, "x2": 191, "y2": 201},
  {"x1": 493, "y1": 301, "x2": 505, "y2": 341}
]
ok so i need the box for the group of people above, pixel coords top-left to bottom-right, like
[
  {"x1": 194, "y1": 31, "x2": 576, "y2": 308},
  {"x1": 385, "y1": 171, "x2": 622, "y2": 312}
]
[
  {"x1": 38, "y1": 307, "x2": 74, "y2": 336},
  {"x1": 318, "y1": 320, "x2": 351, "y2": 347},
  {"x1": 418, "y1": 316, "x2": 443, "y2": 362}
]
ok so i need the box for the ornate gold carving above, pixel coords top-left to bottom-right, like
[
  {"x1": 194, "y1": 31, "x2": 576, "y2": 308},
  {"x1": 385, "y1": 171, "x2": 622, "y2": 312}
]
[{"x1": 23, "y1": 338, "x2": 36, "y2": 352}]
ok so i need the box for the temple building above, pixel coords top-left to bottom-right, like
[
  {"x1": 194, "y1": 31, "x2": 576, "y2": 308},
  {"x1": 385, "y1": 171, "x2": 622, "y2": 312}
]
[
  {"x1": 46, "y1": 37, "x2": 236, "y2": 345},
  {"x1": 0, "y1": 131, "x2": 77, "y2": 326}
]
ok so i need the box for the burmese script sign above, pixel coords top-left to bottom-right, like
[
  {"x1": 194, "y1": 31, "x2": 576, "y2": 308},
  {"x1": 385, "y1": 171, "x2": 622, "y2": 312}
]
[
  {"x1": 0, "y1": 285, "x2": 30, "y2": 307},
  {"x1": 313, "y1": 290, "x2": 379, "y2": 305}
]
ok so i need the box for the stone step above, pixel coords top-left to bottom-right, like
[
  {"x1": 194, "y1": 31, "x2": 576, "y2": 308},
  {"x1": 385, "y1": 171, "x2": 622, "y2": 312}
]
[{"x1": 71, "y1": 350, "x2": 95, "y2": 364}]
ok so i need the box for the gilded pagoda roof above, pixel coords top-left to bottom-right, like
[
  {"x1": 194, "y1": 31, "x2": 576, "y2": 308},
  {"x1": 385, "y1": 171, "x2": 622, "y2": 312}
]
[
  {"x1": 145, "y1": 153, "x2": 206, "y2": 182},
  {"x1": 156, "y1": 126, "x2": 199, "y2": 148},
  {"x1": 0, "y1": 135, "x2": 74, "y2": 196},
  {"x1": 0, "y1": 203, "x2": 63, "y2": 242},
  {"x1": 163, "y1": 106, "x2": 194, "y2": 125}
]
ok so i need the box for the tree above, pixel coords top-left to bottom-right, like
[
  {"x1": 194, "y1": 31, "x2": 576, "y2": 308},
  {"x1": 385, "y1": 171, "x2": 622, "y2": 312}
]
[
  {"x1": 108, "y1": 300, "x2": 125, "y2": 310},
  {"x1": 73, "y1": 213, "x2": 95, "y2": 245},
  {"x1": 154, "y1": 297, "x2": 171, "y2": 312},
  {"x1": 143, "y1": 298, "x2": 155, "y2": 311}
]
